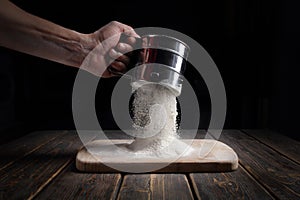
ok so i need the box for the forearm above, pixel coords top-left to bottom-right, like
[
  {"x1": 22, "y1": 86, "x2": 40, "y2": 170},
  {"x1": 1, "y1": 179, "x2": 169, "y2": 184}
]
[{"x1": 0, "y1": 0, "x2": 96, "y2": 67}]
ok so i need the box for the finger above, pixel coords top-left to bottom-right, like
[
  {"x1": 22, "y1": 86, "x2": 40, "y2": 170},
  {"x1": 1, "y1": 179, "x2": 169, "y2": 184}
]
[
  {"x1": 119, "y1": 34, "x2": 138, "y2": 45},
  {"x1": 109, "y1": 48, "x2": 130, "y2": 65},
  {"x1": 111, "y1": 21, "x2": 139, "y2": 38},
  {"x1": 122, "y1": 26, "x2": 140, "y2": 38},
  {"x1": 126, "y1": 36, "x2": 138, "y2": 46},
  {"x1": 102, "y1": 70, "x2": 114, "y2": 78},
  {"x1": 110, "y1": 60, "x2": 126, "y2": 72},
  {"x1": 116, "y1": 42, "x2": 133, "y2": 54}
]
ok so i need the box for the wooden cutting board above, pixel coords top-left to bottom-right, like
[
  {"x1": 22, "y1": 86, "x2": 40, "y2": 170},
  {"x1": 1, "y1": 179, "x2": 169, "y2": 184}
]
[{"x1": 76, "y1": 139, "x2": 238, "y2": 173}]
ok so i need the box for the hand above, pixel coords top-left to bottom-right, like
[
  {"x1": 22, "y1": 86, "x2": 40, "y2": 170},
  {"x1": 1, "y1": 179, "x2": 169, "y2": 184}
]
[
  {"x1": 0, "y1": 1, "x2": 139, "y2": 77},
  {"x1": 80, "y1": 21, "x2": 140, "y2": 78}
]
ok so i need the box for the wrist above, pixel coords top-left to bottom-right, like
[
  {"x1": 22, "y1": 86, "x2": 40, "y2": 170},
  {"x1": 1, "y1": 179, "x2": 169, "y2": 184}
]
[{"x1": 63, "y1": 32, "x2": 97, "y2": 68}]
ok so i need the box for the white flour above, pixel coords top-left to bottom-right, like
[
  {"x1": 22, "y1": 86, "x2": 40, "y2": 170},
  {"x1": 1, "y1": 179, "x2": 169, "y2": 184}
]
[
  {"x1": 88, "y1": 83, "x2": 194, "y2": 161},
  {"x1": 127, "y1": 83, "x2": 186, "y2": 156}
]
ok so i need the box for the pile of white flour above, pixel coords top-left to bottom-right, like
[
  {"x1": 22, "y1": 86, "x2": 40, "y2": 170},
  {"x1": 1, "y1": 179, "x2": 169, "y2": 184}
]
[{"x1": 127, "y1": 83, "x2": 189, "y2": 157}]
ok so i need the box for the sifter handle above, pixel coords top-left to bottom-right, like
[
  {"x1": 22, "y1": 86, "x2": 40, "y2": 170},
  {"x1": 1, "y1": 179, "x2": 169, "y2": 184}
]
[{"x1": 108, "y1": 33, "x2": 142, "y2": 77}]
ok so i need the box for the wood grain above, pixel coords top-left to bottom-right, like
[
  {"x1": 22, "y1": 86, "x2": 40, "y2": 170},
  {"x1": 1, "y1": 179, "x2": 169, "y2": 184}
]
[
  {"x1": 35, "y1": 164, "x2": 121, "y2": 200},
  {"x1": 242, "y1": 129, "x2": 300, "y2": 164},
  {"x1": 213, "y1": 129, "x2": 300, "y2": 200},
  {"x1": 98, "y1": 130, "x2": 135, "y2": 139},
  {"x1": 0, "y1": 131, "x2": 83, "y2": 199},
  {"x1": 0, "y1": 130, "x2": 68, "y2": 170},
  {"x1": 179, "y1": 130, "x2": 207, "y2": 139},
  {"x1": 190, "y1": 166, "x2": 274, "y2": 199},
  {"x1": 1, "y1": 129, "x2": 299, "y2": 199},
  {"x1": 118, "y1": 174, "x2": 194, "y2": 200},
  {"x1": 76, "y1": 139, "x2": 238, "y2": 173}
]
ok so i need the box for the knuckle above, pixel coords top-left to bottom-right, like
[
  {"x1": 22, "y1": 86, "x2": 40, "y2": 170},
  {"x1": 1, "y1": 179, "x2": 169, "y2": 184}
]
[{"x1": 111, "y1": 20, "x2": 120, "y2": 26}]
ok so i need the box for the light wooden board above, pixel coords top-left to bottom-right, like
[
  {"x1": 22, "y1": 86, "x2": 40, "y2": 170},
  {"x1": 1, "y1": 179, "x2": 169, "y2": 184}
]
[{"x1": 76, "y1": 139, "x2": 238, "y2": 173}]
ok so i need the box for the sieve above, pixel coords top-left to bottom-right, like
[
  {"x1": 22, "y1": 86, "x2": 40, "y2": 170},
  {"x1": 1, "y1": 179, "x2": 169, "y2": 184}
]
[{"x1": 108, "y1": 34, "x2": 190, "y2": 96}]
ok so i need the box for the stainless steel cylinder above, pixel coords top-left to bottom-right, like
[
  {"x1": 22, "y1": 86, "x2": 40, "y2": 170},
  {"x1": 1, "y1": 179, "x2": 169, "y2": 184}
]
[{"x1": 131, "y1": 34, "x2": 190, "y2": 96}]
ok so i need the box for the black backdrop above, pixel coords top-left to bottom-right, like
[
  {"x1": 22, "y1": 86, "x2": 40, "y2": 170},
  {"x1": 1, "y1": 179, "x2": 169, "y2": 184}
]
[{"x1": 0, "y1": 0, "x2": 299, "y2": 142}]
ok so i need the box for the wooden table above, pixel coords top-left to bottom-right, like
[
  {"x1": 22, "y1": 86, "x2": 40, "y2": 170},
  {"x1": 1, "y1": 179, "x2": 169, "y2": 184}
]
[{"x1": 0, "y1": 129, "x2": 299, "y2": 199}]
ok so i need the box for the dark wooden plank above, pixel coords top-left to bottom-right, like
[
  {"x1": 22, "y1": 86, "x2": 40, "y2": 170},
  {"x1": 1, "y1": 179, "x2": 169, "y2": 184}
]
[
  {"x1": 0, "y1": 130, "x2": 69, "y2": 170},
  {"x1": 212, "y1": 129, "x2": 300, "y2": 200},
  {"x1": 0, "y1": 131, "x2": 84, "y2": 199},
  {"x1": 179, "y1": 130, "x2": 207, "y2": 139},
  {"x1": 243, "y1": 129, "x2": 300, "y2": 164},
  {"x1": 35, "y1": 164, "x2": 121, "y2": 200},
  {"x1": 100, "y1": 130, "x2": 134, "y2": 139},
  {"x1": 150, "y1": 174, "x2": 194, "y2": 200},
  {"x1": 190, "y1": 166, "x2": 274, "y2": 199},
  {"x1": 118, "y1": 174, "x2": 194, "y2": 200},
  {"x1": 117, "y1": 175, "x2": 150, "y2": 199}
]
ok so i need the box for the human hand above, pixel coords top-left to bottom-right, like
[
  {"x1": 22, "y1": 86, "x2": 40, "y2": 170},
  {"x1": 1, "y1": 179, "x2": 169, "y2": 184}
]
[{"x1": 80, "y1": 21, "x2": 140, "y2": 78}]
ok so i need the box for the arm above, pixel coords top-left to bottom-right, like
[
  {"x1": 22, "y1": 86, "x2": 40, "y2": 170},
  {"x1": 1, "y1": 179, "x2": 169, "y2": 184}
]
[{"x1": 0, "y1": 0, "x2": 138, "y2": 77}]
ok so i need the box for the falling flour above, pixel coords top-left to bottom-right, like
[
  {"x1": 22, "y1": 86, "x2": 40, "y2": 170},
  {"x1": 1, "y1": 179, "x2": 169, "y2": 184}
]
[
  {"x1": 126, "y1": 83, "x2": 191, "y2": 157},
  {"x1": 87, "y1": 82, "x2": 194, "y2": 162}
]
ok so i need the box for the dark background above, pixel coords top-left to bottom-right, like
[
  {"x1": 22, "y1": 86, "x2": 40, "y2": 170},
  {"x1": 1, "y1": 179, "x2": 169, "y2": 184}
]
[{"x1": 0, "y1": 0, "x2": 299, "y2": 143}]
